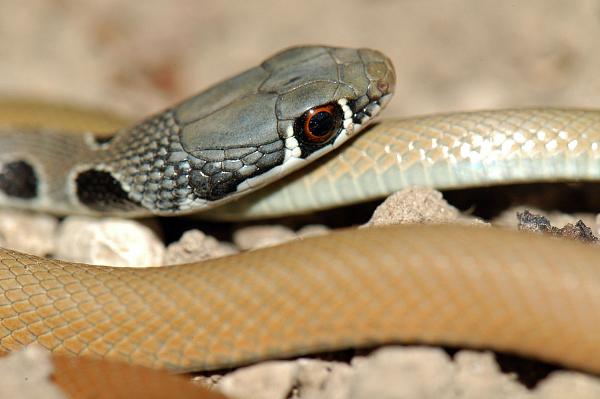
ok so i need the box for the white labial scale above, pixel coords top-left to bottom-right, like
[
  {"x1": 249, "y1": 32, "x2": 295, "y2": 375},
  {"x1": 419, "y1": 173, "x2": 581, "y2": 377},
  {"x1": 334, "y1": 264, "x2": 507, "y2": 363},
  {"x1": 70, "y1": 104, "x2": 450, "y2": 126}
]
[
  {"x1": 236, "y1": 157, "x2": 307, "y2": 191},
  {"x1": 285, "y1": 137, "x2": 298, "y2": 149},
  {"x1": 283, "y1": 136, "x2": 301, "y2": 162}
]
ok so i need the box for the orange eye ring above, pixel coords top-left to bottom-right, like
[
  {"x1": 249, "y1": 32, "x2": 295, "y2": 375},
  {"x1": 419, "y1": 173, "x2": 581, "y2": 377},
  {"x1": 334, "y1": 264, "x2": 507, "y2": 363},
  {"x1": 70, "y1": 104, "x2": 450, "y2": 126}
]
[{"x1": 298, "y1": 103, "x2": 342, "y2": 144}]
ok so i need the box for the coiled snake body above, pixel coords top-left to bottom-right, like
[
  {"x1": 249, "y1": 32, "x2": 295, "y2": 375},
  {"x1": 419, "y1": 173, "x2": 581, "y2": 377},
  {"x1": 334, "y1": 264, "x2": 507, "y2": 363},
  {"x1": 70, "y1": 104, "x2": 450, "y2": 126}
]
[{"x1": 0, "y1": 46, "x2": 599, "y2": 394}]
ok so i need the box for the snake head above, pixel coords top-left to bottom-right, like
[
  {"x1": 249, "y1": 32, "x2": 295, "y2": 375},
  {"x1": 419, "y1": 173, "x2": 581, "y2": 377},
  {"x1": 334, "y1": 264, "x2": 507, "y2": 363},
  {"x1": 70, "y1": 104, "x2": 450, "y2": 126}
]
[
  {"x1": 172, "y1": 46, "x2": 395, "y2": 210},
  {"x1": 73, "y1": 46, "x2": 395, "y2": 215}
]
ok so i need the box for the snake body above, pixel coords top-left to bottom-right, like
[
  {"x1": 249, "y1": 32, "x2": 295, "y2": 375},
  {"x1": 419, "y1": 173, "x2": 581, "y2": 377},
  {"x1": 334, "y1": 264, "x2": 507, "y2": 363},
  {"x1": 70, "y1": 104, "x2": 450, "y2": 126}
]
[
  {"x1": 0, "y1": 46, "x2": 599, "y2": 392},
  {"x1": 0, "y1": 225, "x2": 599, "y2": 375}
]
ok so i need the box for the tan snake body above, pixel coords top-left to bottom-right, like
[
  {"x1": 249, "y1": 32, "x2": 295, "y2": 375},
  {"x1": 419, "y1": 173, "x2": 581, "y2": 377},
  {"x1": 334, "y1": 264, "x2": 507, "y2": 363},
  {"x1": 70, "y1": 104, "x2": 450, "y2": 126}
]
[
  {"x1": 0, "y1": 225, "x2": 598, "y2": 375},
  {"x1": 0, "y1": 46, "x2": 599, "y2": 397}
]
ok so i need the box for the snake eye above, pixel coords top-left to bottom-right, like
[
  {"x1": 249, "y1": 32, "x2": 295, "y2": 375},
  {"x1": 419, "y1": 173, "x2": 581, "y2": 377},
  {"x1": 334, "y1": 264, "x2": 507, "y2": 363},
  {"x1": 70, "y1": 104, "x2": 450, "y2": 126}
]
[{"x1": 295, "y1": 103, "x2": 343, "y2": 144}]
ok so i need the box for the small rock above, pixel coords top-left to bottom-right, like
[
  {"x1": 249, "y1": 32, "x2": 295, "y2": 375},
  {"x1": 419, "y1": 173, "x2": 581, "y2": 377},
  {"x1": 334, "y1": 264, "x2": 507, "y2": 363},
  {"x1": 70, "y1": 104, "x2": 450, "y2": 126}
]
[
  {"x1": 0, "y1": 346, "x2": 66, "y2": 399},
  {"x1": 297, "y1": 224, "x2": 330, "y2": 238},
  {"x1": 164, "y1": 229, "x2": 237, "y2": 265},
  {"x1": 546, "y1": 212, "x2": 596, "y2": 231},
  {"x1": 534, "y1": 371, "x2": 600, "y2": 398},
  {"x1": 350, "y1": 346, "x2": 455, "y2": 399},
  {"x1": 217, "y1": 361, "x2": 298, "y2": 399},
  {"x1": 516, "y1": 210, "x2": 554, "y2": 233},
  {"x1": 191, "y1": 373, "x2": 223, "y2": 390},
  {"x1": 454, "y1": 351, "x2": 531, "y2": 399},
  {"x1": 201, "y1": 345, "x2": 600, "y2": 398},
  {"x1": 233, "y1": 225, "x2": 297, "y2": 250},
  {"x1": 363, "y1": 187, "x2": 481, "y2": 227},
  {"x1": 295, "y1": 359, "x2": 353, "y2": 399},
  {"x1": 517, "y1": 210, "x2": 598, "y2": 243},
  {"x1": 55, "y1": 216, "x2": 164, "y2": 267},
  {"x1": 494, "y1": 206, "x2": 597, "y2": 231},
  {"x1": 0, "y1": 210, "x2": 58, "y2": 256}
]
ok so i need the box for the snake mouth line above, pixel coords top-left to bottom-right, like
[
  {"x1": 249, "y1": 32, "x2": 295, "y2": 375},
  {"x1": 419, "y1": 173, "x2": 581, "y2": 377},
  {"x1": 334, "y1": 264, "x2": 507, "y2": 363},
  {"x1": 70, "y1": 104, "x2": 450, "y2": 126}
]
[{"x1": 352, "y1": 101, "x2": 380, "y2": 124}]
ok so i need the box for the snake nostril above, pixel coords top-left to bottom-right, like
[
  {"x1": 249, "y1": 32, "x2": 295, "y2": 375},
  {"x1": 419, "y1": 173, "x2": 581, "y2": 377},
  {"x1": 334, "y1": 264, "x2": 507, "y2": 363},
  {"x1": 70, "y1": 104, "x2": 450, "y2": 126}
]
[{"x1": 377, "y1": 81, "x2": 390, "y2": 94}]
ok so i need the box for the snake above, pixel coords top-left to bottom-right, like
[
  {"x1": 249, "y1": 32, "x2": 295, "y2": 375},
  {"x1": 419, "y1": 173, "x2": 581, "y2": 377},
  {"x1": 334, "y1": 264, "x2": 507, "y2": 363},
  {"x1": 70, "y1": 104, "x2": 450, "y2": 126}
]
[
  {"x1": 0, "y1": 46, "x2": 600, "y2": 397},
  {"x1": 0, "y1": 46, "x2": 394, "y2": 216}
]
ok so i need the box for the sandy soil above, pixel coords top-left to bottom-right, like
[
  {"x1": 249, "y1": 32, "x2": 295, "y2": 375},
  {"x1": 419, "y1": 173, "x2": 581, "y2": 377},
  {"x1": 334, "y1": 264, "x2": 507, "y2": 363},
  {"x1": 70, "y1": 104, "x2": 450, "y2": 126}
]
[{"x1": 1, "y1": 0, "x2": 599, "y2": 118}]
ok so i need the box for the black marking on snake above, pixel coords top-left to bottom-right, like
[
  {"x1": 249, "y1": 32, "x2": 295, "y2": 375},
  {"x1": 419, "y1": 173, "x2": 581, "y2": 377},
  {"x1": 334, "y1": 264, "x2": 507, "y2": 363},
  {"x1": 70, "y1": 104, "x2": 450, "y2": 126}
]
[
  {"x1": 76, "y1": 169, "x2": 143, "y2": 212},
  {"x1": 189, "y1": 150, "x2": 285, "y2": 201},
  {"x1": 0, "y1": 160, "x2": 38, "y2": 199},
  {"x1": 189, "y1": 170, "x2": 242, "y2": 201},
  {"x1": 92, "y1": 135, "x2": 115, "y2": 145}
]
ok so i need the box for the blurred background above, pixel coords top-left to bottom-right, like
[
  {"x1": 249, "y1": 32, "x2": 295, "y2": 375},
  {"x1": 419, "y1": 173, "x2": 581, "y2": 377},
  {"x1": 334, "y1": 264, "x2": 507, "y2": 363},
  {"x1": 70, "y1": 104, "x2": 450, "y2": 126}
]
[{"x1": 1, "y1": 0, "x2": 599, "y2": 120}]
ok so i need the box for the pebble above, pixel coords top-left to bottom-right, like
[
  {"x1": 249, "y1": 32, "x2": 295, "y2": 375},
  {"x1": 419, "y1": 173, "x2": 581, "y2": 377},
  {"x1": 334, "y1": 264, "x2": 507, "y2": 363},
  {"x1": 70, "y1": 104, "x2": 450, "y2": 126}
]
[
  {"x1": 294, "y1": 359, "x2": 353, "y2": 399},
  {"x1": 204, "y1": 346, "x2": 600, "y2": 399},
  {"x1": 454, "y1": 351, "x2": 530, "y2": 399},
  {"x1": 363, "y1": 187, "x2": 483, "y2": 227},
  {"x1": 55, "y1": 216, "x2": 164, "y2": 267},
  {"x1": 218, "y1": 361, "x2": 298, "y2": 399},
  {"x1": 0, "y1": 210, "x2": 58, "y2": 256},
  {"x1": 296, "y1": 224, "x2": 330, "y2": 238},
  {"x1": 494, "y1": 206, "x2": 598, "y2": 231},
  {"x1": 350, "y1": 347, "x2": 455, "y2": 399},
  {"x1": 535, "y1": 371, "x2": 600, "y2": 399},
  {"x1": 0, "y1": 346, "x2": 66, "y2": 399},
  {"x1": 233, "y1": 225, "x2": 298, "y2": 250},
  {"x1": 164, "y1": 229, "x2": 237, "y2": 265}
]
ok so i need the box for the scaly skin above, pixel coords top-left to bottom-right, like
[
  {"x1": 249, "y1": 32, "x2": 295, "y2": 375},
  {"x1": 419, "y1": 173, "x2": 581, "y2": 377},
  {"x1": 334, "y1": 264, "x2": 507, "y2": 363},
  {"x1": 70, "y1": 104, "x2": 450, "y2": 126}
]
[{"x1": 0, "y1": 225, "x2": 598, "y2": 375}]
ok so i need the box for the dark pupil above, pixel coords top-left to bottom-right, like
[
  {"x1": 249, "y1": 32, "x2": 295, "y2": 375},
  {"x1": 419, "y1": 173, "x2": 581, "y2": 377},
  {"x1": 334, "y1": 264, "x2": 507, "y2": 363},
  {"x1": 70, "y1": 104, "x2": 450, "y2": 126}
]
[{"x1": 308, "y1": 111, "x2": 335, "y2": 136}]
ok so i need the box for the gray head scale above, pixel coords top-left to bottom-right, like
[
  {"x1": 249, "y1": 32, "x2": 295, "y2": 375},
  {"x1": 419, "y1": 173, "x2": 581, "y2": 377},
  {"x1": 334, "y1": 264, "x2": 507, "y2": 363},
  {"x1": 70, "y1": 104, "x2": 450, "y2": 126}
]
[
  {"x1": 75, "y1": 46, "x2": 394, "y2": 215},
  {"x1": 174, "y1": 46, "x2": 395, "y2": 208}
]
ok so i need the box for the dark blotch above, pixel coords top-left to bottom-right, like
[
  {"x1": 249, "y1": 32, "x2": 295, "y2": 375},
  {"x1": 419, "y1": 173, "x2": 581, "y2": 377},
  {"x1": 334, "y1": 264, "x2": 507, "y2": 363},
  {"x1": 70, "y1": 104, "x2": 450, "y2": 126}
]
[
  {"x1": 93, "y1": 135, "x2": 115, "y2": 145},
  {"x1": 190, "y1": 149, "x2": 284, "y2": 201},
  {"x1": 189, "y1": 170, "x2": 241, "y2": 201},
  {"x1": 0, "y1": 160, "x2": 38, "y2": 199},
  {"x1": 76, "y1": 170, "x2": 142, "y2": 212}
]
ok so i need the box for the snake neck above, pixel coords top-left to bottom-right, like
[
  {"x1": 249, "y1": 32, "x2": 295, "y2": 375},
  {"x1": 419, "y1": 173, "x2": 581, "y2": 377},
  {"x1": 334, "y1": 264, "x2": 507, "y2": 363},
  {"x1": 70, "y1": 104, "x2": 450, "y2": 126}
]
[{"x1": 75, "y1": 110, "x2": 204, "y2": 215}]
